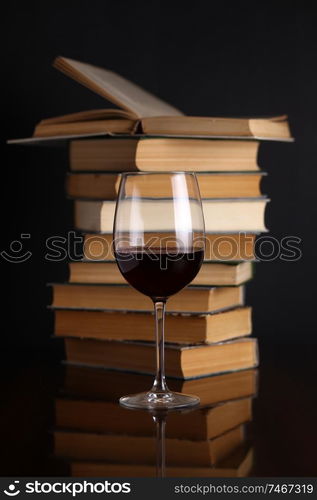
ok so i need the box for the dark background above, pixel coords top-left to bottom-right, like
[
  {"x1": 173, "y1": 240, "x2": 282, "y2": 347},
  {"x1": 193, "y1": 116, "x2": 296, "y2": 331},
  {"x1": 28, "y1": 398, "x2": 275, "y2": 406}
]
[{"x1": 3, "y1": 1, "x2": 317, "y2": 360}]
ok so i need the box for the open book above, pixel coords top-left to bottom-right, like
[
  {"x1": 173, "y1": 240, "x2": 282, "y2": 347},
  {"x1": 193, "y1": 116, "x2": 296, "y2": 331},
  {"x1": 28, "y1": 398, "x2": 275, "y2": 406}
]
[{"x1": 9, "y1": 56, "x2": 292, "y2": 142}]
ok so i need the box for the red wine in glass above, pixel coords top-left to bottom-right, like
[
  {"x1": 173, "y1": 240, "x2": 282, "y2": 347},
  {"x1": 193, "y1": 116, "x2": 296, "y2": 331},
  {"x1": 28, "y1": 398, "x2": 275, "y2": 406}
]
[{"x1": 115, "y1": 247, "x2": 204, "y2": 299}]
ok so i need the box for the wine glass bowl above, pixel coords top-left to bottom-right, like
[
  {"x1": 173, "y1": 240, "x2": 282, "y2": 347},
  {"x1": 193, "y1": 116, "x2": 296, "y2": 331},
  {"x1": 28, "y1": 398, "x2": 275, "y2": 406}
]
[{"x1": 113, "y1": 172, "x2": 205, "y2": 410}]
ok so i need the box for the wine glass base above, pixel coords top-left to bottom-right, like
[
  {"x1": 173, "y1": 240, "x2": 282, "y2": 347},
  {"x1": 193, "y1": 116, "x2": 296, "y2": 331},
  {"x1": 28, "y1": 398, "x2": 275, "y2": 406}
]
[{"x1": 119, "y1": 390, "x2": 200, "y2": 410}]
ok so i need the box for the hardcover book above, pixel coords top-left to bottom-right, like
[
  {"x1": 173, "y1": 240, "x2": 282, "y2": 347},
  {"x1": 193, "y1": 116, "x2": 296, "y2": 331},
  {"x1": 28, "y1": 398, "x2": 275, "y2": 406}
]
[
  {"x1": 61, "y1": 365, "x2": 258, "y2": 406},
  {"x1": 68, "y1": 261, "x2": 253, "y2": 286},
  {"x1": 63, "y1": 337, "x2": 259, "y2": 378},
  {"x1": 67, "y1": 139, "x2": 261, "y2": 172},
  {"x1": 54, "y1": 306, "x2": 252, "y2": 344},
  {"x1": 74, "y1": 198, "x2": 268, "y2": 233},
  {"x1": 51, "y1": 283, "x2": 244, "y2": 314},
  {"x1": 67, "y1": 171, "x2": 265, "y2": 199},
  {"x1": 82, "y1": 232, "x2": 258, "y2": 261}
]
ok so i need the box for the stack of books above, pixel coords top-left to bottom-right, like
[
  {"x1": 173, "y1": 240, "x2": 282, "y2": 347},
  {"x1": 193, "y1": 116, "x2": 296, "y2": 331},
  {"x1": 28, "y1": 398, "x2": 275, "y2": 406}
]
[
  {"x1": 54, "y1": 365, "x2": 257, "y2": 477},
  {"x1": 9, "y1": 57, "x2": 292, "y2": 392},
  {"x1": 23, "y1": 57, "x2": 289, "y2": 378}
]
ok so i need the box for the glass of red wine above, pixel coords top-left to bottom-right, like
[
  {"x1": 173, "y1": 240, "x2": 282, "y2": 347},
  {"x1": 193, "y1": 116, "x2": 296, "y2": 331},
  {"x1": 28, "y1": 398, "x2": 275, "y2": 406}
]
[{"x1": 113, "y1": 172, "x2": 205, "y2": 409}]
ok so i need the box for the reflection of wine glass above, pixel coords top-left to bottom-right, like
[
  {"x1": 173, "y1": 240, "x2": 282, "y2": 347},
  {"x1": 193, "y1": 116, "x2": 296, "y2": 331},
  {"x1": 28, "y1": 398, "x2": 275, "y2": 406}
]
[
  {"x1": 131, "y1": 406, "x2": 199, "y2": 478},
  {"x1": 113, "y1": 172, "x2": 205, "y2": 410},
  {"x1": 151, "y1": 410, "x2": 167, "y2": 478}
]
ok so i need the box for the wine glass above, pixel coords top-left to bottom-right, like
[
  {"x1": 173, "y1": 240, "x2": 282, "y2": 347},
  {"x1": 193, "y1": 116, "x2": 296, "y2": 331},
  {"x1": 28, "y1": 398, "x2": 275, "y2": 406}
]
[{"x1": 113, "y1": 172, "x2": 205, "y2": 409}]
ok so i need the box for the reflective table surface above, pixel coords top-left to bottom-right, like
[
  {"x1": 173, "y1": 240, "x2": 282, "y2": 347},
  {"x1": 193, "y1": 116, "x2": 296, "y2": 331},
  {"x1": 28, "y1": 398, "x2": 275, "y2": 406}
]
[{"x1": 1, "y1": 342, "x2": 316, "y2": 477}]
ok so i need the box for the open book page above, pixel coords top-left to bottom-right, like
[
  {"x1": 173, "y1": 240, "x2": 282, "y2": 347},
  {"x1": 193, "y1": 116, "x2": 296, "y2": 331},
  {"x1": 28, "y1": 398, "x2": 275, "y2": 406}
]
[
  {"x1": 33, "y1": 119, "x2": 137, "y2": 137},
  {"x1": 54, "y1": 56, "x2": 184, "y2": 118},
  {"x1": 38, "y1": 108, "x2": 134, "y2": 125}
]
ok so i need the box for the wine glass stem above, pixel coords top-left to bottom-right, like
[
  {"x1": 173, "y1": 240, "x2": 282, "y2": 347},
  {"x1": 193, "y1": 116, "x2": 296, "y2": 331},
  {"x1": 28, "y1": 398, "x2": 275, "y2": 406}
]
[{"x1": 152, "y1": 300, "x2": 168, "y2": 393}]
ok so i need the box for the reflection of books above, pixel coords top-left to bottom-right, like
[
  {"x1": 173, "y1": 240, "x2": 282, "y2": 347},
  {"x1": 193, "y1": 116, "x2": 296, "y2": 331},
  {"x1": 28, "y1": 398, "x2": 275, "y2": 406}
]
[
  {"x1": 70, "y1": 447, "x2": 253, "y2": 478},
  {"x1": 63, "y1": 337, "x2": 258, "y2": 378},
  {"x1": 56, "y1": 397, "x2": 252, "y2": 440},
  {"x1": 55, "y1": 366, "x2": 256, "y2": 477},
  {"x1": 55, "y1": 307, "x2": 252, "y2": 344},
  {"x1": 62, "y1": 365, "x2": 257, "y2": 406},
  {"x1": 54, "y1": 425, "x2": 244, "y2": 466},
  {"x1": 51, "y1": 283, "x2": 244, "y2": 314}
]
